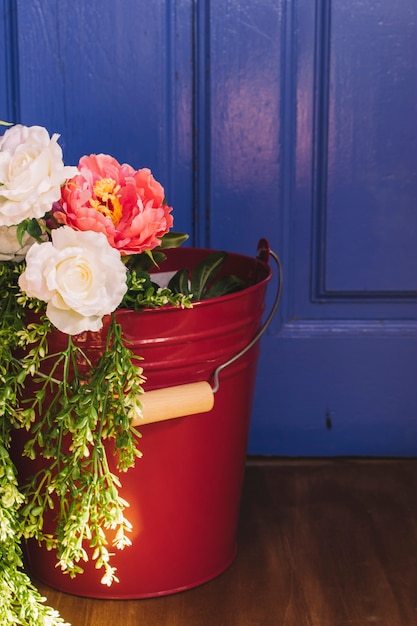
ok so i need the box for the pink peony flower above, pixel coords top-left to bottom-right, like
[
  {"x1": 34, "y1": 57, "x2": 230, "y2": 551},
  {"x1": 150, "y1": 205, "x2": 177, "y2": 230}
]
[{"x1": 52, "y1": 154, "x2": 173, "y2": 256}]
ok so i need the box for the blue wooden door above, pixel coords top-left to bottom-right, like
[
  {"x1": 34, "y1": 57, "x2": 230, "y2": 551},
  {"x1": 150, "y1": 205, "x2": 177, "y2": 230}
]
[{"x1": 2, "y1": 0, "x2": 417, "y2": 455}]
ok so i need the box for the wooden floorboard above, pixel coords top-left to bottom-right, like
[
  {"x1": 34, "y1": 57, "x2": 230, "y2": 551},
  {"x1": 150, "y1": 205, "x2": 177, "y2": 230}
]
[{"x1": 33, "y1": 459, "x2": 417, "y2": 626}]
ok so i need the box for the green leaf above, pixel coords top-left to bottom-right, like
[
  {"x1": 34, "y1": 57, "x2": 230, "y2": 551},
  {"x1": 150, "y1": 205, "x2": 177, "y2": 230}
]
[
  {"x1": 15, "y1": 218, "x2": 43, "y2": 246},
  {"x1": 167, "y1": 268, "x2": 190, "y2": 296},
  {"x1": 123, "y1": 232, "x2": 188, "y2": 273},
  {"x1": 159, "y1": 231, "x2": 189, "y2": 249},
  {"x1": 205, "y1": 274, "x2": 246, "y2": 299},
  {"x1": 190, "y1": 251, "x2": 227, "y2": 300},
  {"x1": 16, "y1": 220, "x2": 29, "y2": 247},
  {"x1": 26, "y1": 218, "x2": 43, "y2": 241},
  {"x1": 127, "y1": 250, "x2": 167, "y2": 272}
]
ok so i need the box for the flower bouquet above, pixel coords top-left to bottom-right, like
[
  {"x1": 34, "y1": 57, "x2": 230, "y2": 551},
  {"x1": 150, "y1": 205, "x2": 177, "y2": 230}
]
[{"x1": 0, "y1": 122, "x2": 258, "y2": 624}]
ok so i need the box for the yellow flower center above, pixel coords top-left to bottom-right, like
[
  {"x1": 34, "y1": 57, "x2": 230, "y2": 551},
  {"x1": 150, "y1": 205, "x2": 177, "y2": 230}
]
[{"x1": 90, "y1": 178, "x2": 123, "y2": 225}]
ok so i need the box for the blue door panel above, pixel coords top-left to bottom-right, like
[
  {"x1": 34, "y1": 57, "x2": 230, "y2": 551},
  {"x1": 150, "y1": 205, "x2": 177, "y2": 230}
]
[
  {"x1": 208, "y1": 0, "x2": 282, "y2": 256},
  {"x1": 292, "y1": 0, "x2": 417, "y2": 320},
  {"x1": 17, "y1": 0, "x2": 171, "y2": 167},
  {"x1": 2, "y1": 0, "x2": 417, "y2": 456},
  {"x1": 325, "y1": 0, "x2": 417, "y2": 294},
  {"x1": 251, "y1": 333, "x2": 417, "y2": 456},
  {"x1": 207, "y1": 0, "x2": 417, "y2": 455}
]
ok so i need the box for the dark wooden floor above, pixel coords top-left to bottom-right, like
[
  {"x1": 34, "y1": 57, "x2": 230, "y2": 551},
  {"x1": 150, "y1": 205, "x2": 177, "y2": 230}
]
[{"x1": 34, "y1": 459, "x2": 417, "y2": 626}]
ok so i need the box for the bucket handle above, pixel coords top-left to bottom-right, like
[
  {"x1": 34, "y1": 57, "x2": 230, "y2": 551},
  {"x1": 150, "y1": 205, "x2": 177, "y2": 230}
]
[
  {"x1": 133, "y1": 241, "x2": 283, "y2": 427},
  {"x1": 211, "y1": 239, "x2": 283, "y2": 393}
]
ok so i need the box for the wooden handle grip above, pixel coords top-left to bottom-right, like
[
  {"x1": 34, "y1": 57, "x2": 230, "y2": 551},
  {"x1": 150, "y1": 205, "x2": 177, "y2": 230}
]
[{"x1": 132, "y1": 381, "x2": 215, "y2": 426}]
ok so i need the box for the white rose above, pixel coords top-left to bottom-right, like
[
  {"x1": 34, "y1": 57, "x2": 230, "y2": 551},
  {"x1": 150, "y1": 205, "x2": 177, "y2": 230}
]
[
  {"x1": 0, "y1": 223, "x2": 47, "y2": 261},
  {"x1": 0, "y1": 124, "x2": 78, "y2": 226},
  {"x1": 18, "y1": 226, "x2": 127, "y2": 335}
]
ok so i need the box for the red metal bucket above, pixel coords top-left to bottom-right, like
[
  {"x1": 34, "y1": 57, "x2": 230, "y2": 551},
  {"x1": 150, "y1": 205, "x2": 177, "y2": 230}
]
[{"x1": 19, "y1": 242, "x2": 278, "y2": 599}]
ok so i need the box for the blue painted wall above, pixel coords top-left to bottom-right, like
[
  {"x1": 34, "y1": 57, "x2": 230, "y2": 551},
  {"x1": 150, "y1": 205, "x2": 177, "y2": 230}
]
[{"x1": 2, "y1": 0, "x2": 417, "y2": 455}]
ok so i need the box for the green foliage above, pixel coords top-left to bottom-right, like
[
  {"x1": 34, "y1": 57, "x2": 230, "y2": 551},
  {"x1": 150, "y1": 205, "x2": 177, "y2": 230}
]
[
  {"x1": 121, "y1": 269, "x2": 193, "y2": 310},
  {"x1": 16, "y1": 219, "x2": 45, "y2": 247},
  {"x1": 122, "y1": 250, "x2": 245, "y2": 309},
  {"x1": 168, "y1": 251, "x2": 246, "y2": 301},
  {"x1": 14, "y1": 315, "x2": 145, "y2": 584},
  {"x1": 125, "y1": 232, "x2": 189, "y2": 274},
  {"x1": 0, "y1": 263, "x2": 146, "y2": 621},
  {"x1": 0, "y1": 263, "x2": 70, "y2": 624},
  {"x1": 158, "y1": 231, "x2": 189, "y2": 249},
  {"x1": 0, "y1": 444, "x2": 70, "y2": 625}
]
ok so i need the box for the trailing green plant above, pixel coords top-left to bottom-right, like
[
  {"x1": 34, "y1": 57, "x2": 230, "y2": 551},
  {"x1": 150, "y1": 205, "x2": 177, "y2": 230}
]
[
  {"x1": 17, "y1": 315, "x2": 144, "y2": 582},
  {"x1": 0, "y1": 440, "x2": 70, "y2": 626},
  {"x1": 0, "y1": 263, "x2": 70, "y2": 625}
]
